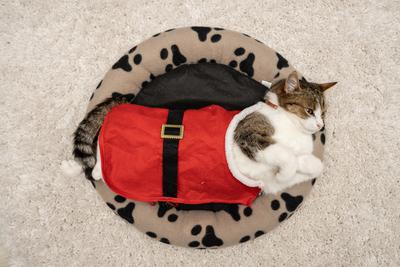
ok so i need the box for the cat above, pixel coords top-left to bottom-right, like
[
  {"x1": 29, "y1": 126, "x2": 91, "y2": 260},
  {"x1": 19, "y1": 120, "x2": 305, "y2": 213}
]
[
  {"x1": 232, "y1": 71, "x2": 336, "y2": 193},
  {"x1": 72, "y1": 72, "x2": 336, "y2": 193}
]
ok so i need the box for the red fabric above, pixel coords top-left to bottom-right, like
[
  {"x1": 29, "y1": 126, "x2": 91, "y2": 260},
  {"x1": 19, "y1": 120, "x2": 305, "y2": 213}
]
[{"x1": 99, "y1": 104, "x2": 260, "y2": 206}]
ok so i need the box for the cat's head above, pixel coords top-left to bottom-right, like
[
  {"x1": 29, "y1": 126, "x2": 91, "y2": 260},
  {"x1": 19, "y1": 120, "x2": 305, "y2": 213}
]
[{"x1": 269, "y1": 71, "x2": 336, "y2": 134}]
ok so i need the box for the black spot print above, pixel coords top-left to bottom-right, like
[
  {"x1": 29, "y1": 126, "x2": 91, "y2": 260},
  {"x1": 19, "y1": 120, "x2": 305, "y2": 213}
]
[
  {"x1": 165, "y1": 64, "x2": 173, "y2": 72},
  {"x1": 243, "y1": 207, "x2": 252, "y2": 217},
  {"x1": 165, "y1": 28, "x2": 175, "y2": 32},
  {"x1": 202, "y1": 226, "x2": 223, "y2": 247},
  {"x1": 96, "y1": 80, "x2": 102, "y2": 89},
  {"x1": 198, "y1": 58, "x2": 207, "y2": 63},
  {"x1": 114, "y1": 195, "x2": 126, "y2": 203},
  {"x1": 160, "y1": 48, "x2": 168, "y2": 60},
  {"x1": 160, "y1": 238, "x2": 170, "y2": 244},
  {"x1": 271, "y1": 200, "x2": 280, "y2": 210},
  {"x1": 128, "y1": 46, "x2": 137, "y2": 54},
  {"x1": 279, "y1": 212, "x2": 288, "y2": 222},
  {"x1": 312, "y1": 134, "x2": 316, "y2": 141},
  {"x1": 141, "y1": 81, "x2": 149, "y2": 88},
  {"x1": 276, "y1": 52, "x2": 289, "y2": 69},
  {"x1": 211, "y1": 34, "x2": 221, "y2": 43},
  {"x1": 112, "y1": 55, "x2": 132, "y2": 71},
  {"x1": 320, "y1": 133, "x2": 326, "y2": 145},
  {"x1": 106, "y1": 202, "x2": 115, "y2": 210},
  {"x1": 191, "y1": 225, "x2": 202, "y2": 235},
  {"x1": 111, "y1": 92, "x2": 135, "y2": 102},
  {"x1": 320, "y1": 126, "x2": 325, "y2": 132},
  {"x1": 188, "y1": 241, "x2": 200, "y2": 247},
  {"x1": 281, "y1": 192, "x2": 303, "y2": 212},
  {"x1": 311, "y1": 178, "x2": 317, "y2": 186},
  {"x1": 234, "y1": 47, "x2": 245, "y2": 56},
  {"x1": 214, "y1": 204, "x2": 241, "y2": 221},
  {"x1": 167, "y1": 214, "x2": 178, "y2": 222},
  {"x1": 214, "y1": 27, "x2": 224, "y2": 31},
  {"x1": 171, "y1": 45, "x2": 187, "y2": 66},
  {"x1": 254, "y1": 231, "x2": 265, "y2": 238},
  {"x1": 146, "y1": 231, "x2": 157, "y2": 238},
  {"x1": 210, "y1": 59, "x2": 216, "y2": 63},
  {"x1": 239, "y1": 53, "x2": 255, "y2": 77},
  {"x1": 229, "y1": 60, "x2": 237, "y2": 68},
  {"x1": 117, "y1": 202, "x2": 135, "y2": 224},
  {"x1": 90, "y1": 180, "x2": 96, "y2": 188},
  {"x1": 177, "y1": 203, "x2": 241, "y2": 221},
  {"x1": 133, "y1": 54, "x2": 142, "y2": 65},
  {"x1": 191, "y1": 26, "x2": 211, "y2": 41},
  {"x1": 274, "y1": 72, "x2": 280, "y2": 78},
  {"x1": 152, "y1": 33, "x2": 161, "y2": 37},
  {"x1": 157, "y1": 202, "x2": 174, "y2": 217},
  {"x1": 239, "y1": 236, "x2": 251, "y2": 243},
  {"x1": 227, "y1": 205, "x2": 241, "y2": 221},
  {"x1": 111, "y1": 92, "x2": 122, "y2": 99},
  {"x1": 89, "y1": 93, "x2": 94, "y2": 100}
]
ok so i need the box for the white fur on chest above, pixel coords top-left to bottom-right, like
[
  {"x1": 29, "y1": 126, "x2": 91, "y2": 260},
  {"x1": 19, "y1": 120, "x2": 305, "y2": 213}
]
[{"x1": 258, "y1": 106, "x2": 313, "y2": 155}]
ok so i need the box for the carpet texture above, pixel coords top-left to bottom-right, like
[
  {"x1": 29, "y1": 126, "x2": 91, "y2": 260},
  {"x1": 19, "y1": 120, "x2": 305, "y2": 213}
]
[{"x1": 1, "y1": 0, "x2": 399, "y2": 266}]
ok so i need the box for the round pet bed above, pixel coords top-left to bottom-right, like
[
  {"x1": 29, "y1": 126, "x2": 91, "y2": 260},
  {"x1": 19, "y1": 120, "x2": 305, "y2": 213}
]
[{"x1": 86, "y1": 27, "x2": 326, "y2": 248}]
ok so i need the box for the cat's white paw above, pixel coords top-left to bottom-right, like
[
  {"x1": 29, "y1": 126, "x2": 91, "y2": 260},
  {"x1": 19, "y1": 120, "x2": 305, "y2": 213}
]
[
  {"x1": 297, "y1": 155, "x2": 323, "y2": 177},
  {"x1": 275, "y1": 156, "x2": 297, "y2": 182}
]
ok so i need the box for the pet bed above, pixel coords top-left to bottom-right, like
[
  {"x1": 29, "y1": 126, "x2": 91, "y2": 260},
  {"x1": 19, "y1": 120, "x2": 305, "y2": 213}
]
[{"x1": 86, "y1": 27, "x2": 325, "y2": 248}]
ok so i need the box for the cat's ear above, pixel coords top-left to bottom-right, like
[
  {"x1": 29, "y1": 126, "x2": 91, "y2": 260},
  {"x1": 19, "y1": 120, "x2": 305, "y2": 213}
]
[
  {"x1": 318, "y1": 82, "x2": 337, "y2": 91},
  {"x1": 284, "y1": 71, "x2": 300, "y2": 93}
]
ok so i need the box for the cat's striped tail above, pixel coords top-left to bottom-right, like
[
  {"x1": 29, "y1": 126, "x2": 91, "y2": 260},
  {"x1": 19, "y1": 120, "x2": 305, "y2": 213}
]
[{"x1": 73, "y1": 94, "x2": 135, "y2": 180}]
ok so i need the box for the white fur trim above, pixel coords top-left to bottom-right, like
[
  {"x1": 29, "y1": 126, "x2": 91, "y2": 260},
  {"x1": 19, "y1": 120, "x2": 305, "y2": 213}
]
[
  {"x1": 261, "y1": 80, "x2": 272, "y2": 88},
  {"x1": 225, "y1": 102, "x2": 265, "y2": 188}
]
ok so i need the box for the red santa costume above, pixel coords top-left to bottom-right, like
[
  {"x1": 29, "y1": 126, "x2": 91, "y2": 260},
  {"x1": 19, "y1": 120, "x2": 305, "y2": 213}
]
[{"x1": 98, "y1": 103, "x2": 262, "y2": 206}]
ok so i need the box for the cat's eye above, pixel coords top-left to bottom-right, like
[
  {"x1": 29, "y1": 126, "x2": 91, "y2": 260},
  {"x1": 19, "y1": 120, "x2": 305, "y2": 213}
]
[{"x1": 306, "y1": 108, "x2": 314, "y2": 115}]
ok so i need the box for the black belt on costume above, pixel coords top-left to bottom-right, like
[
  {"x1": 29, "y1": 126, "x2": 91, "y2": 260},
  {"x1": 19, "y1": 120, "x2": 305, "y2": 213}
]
[{"x1": 161, "y1": 110, "x2": 185, "y2": 198}]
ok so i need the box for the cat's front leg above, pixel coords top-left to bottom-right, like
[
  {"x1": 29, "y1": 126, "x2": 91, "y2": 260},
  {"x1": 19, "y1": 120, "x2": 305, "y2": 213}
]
[
  {"x1": 257, "y1": 144, "x2": 297, "y2": 182},
  {"x1": 297, "y1": 154, "x2": 323, "y2": 177}
]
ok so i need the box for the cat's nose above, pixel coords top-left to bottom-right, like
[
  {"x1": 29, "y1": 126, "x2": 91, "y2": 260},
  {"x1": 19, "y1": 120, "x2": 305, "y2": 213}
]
[{"x1": 317, "y1": 123, "x2": 323, "y2": 129}]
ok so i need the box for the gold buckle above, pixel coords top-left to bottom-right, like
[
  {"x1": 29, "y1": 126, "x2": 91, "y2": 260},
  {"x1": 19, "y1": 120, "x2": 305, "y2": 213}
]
[{"x1": 161, "y1": 124, "x2": 184, "y2": 139}]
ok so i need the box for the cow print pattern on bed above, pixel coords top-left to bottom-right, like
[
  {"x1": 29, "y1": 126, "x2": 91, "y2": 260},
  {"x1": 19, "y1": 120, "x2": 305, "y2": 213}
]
[
  {"x1": 191, "y1": 26, "x2": 224, "y2": 42},
  {"x1": 100, "y1": 189, "x2": 308, "y2": 247},
  {"x1": 105, "y1": 195, "x2": 136, "y2": 224},
  {"x1": 228, "y1": 47, "x2": 256, "y2": 77},
  {"x1": 188, "y1": 225, "x2": 224, "y2": 248},
  {"x1": 87, "y1": 26, "x2": 323, "y2": 249},
  {"x1": 157, "y1": 202, "x2": 244, "y2": 221},
  {"x1": 112, "y1": 55, "x2": 132, "y2": 72},
  {"x1": 158, "y1": 44, "x2": 188, "y2": 73},
  {"x1": 99, "y1": 184, "x2": 308, "y2": 248}
]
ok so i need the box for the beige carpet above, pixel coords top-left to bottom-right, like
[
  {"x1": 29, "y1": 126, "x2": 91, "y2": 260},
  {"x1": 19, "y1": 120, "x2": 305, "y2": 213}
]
[{"x1": 1, "y1": 0, "x2": 399, "y2": 266}]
